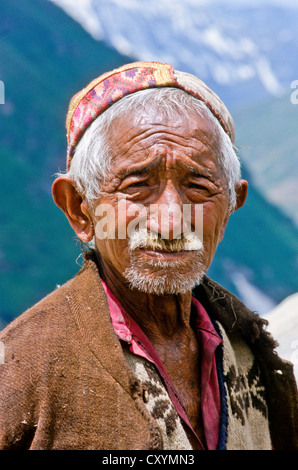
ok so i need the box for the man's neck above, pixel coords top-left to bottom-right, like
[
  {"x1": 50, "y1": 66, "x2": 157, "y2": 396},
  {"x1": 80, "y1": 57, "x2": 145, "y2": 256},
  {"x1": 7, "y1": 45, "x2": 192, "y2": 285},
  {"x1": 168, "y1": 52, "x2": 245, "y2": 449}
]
[{"x1": 96, "y1": 253, "x2": 193, "y2": 344}]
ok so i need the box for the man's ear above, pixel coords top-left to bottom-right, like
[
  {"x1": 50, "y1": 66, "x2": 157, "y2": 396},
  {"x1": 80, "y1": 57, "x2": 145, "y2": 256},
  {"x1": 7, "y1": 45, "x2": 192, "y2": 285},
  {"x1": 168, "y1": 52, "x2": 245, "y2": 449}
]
[
  {"x1": 52, "y1": 177, "x2": 94, "y2": 242},
  {"x1": 234, "y1": 179, "x2": 249, "y2": 211},
  {"x1": 219, "y1": 179, "x2": 249, "y2": 242}
]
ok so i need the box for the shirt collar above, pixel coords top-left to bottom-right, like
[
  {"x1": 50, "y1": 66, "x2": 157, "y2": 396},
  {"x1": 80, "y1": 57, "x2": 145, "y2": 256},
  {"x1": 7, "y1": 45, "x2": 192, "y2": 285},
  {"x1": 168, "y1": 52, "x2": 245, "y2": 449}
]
[{"x1": 101, "y1": 279, "x2": 222, "y2": 359}]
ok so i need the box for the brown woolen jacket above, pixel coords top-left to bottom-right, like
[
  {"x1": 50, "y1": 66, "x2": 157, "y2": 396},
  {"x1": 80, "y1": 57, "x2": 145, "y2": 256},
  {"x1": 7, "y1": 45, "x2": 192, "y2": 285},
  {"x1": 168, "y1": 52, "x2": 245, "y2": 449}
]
[{"x1": 0, "y1": 254, "x2": 297, "y2": 450}]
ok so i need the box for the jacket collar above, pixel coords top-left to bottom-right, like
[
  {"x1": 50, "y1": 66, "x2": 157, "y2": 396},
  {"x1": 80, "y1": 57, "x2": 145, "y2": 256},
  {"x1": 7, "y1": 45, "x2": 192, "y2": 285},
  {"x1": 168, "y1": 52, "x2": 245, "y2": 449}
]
[{"x1": 66, "y1": 254, "x2": 139, "y2": 396}]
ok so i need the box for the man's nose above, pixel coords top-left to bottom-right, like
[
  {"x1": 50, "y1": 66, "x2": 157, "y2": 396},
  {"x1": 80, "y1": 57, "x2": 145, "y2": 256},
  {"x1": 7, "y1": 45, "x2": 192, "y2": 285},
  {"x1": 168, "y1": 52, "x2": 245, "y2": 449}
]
[{"x1": 145, "y1": 182, "x2": 184, "y2": 240}]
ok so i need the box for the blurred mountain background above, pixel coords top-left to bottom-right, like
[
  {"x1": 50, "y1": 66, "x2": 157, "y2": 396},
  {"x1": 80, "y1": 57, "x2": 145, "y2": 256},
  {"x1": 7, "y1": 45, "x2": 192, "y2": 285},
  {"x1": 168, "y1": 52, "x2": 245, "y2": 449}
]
[{"x1": 0, "y1": 0, "x2": 297, "y2": 373}]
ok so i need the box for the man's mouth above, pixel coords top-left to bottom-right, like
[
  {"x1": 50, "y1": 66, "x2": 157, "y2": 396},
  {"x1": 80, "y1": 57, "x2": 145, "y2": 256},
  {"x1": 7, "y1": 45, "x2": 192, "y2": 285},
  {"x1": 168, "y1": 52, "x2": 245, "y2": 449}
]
[{"x1": 138, "y1": 246, "x2": 192, "y2": 259}]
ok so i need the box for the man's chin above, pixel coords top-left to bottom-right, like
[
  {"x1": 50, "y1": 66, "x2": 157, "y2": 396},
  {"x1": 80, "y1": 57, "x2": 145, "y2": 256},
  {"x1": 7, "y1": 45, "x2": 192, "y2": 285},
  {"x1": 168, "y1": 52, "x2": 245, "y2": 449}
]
[{"x1": 123, "y1": 250, "x2": 206, "y2": 295}]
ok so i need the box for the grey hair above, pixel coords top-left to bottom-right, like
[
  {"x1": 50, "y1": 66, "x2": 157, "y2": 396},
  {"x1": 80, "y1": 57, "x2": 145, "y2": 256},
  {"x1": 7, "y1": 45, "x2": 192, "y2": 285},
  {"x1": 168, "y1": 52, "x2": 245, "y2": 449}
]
[{"x1": 59, "y1": 87, "x2": 241, "y2": 209}]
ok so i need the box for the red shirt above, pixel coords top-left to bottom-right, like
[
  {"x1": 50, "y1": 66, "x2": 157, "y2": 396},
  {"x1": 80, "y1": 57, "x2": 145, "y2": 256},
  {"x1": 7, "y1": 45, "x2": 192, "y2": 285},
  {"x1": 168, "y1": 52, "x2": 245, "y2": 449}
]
[{"x1": 102, "y1": 280, "x2": 222, "y2": 450}]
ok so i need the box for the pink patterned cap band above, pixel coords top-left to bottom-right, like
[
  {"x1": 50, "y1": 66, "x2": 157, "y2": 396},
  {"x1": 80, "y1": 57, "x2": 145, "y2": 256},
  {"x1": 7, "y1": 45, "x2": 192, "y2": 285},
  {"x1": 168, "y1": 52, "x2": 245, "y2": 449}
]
[{"x1": 66, "y1": 61, "x2": 235, "y2": 170}]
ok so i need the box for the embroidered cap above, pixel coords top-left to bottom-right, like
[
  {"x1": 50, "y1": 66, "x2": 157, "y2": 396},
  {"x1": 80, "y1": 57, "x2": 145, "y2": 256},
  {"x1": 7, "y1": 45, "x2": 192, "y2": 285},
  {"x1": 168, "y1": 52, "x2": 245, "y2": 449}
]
[{"x1": 66, "y1": 61, "x2": 235, "y2": 170}]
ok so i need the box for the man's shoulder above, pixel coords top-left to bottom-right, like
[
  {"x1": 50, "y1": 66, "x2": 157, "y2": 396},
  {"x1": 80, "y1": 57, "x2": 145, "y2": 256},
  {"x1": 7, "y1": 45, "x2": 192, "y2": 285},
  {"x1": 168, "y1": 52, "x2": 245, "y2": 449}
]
[
  {"x1": 195, "y1": 276, "x2": 296, "y2": 376},
  {"x1": 0, "y1": 270, "x2": 82, "y2": 345},
  {"x1": 194, "y1": 276, "x2": 287, "y2": 371},
  {"x1": 0, "y1": 256, "x2": 105, "y2": 352},
  {"x1": 195, "y1": 276, "x2": 273, "y2": 343}
]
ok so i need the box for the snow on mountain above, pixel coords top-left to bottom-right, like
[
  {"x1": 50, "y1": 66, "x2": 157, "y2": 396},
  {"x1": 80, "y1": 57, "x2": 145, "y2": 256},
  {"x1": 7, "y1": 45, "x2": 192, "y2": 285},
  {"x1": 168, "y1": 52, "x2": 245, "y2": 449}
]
[
  {"x1": 264, "y1": 293, "x2": 298, "y2": 380},
  {"x1": 50, "y1": 0, "x2": 104, "y2": 40},
  {"x1": 230, "y1": 271, "x2": 277, "y2": 314},
  {"x1": 50, "y1": 0, "x2": 298, "y2": 104}
]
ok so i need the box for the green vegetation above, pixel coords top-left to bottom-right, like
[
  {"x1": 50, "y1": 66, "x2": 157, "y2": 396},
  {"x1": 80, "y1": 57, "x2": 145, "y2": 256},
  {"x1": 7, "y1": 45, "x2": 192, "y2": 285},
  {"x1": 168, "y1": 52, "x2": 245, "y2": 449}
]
[{"x1": 233, "y1": 93, "x2": 298, "y2": 223}]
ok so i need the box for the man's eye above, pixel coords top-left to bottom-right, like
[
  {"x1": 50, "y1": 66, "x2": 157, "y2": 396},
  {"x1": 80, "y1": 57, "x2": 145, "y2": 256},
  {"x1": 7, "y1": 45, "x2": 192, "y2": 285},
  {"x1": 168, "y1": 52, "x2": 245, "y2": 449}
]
[
  {"x1": 187, "y1": 181, "x2": 210, "y2": 191},
  {"x1": 119, "y1": 179, "x2": 151, "y2": 194},
  {"x1": 128, "y1": 181, "x2": 147, "y2": 188},
  {"x1": 188, "y1": 182, "x2": 208, "y2": 190},
  {"x1": 124, "y1": 182, "x2": 149, "y2": 192}
]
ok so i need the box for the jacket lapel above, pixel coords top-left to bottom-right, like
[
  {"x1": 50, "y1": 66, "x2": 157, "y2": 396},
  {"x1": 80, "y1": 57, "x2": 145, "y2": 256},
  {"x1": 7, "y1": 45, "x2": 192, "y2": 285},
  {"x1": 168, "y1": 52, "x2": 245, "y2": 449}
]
[{"x1": 65, "y1": 257, "x2": 137, "y2": 395}]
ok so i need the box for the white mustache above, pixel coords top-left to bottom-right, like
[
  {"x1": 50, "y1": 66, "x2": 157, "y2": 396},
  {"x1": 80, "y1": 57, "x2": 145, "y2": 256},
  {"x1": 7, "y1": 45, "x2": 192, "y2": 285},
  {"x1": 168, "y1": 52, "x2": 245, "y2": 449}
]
[{"x1": 128, "y1": 228, "x2": 203, "y2": 252}]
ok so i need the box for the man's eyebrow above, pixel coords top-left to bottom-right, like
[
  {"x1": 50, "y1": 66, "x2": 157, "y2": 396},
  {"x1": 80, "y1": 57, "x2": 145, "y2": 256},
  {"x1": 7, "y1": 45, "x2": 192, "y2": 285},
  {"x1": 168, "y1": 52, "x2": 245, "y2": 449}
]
[
  {"x1": 183, "y1": 163, "x2": 214, "y2": 180},
  {"x1": 119, "y1": 160, "x2": 159, "y2": 177}
]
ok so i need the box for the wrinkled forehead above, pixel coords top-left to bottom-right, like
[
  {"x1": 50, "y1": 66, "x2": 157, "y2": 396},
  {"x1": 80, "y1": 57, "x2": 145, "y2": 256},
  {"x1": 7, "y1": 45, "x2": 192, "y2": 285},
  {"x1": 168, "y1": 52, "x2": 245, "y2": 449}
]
[
  {"x1": 103, "y1": 109, "x2": 223, "y2": 184},
  {"x1": 106, "y1": 99, "x2": 221, "y2": 157}
]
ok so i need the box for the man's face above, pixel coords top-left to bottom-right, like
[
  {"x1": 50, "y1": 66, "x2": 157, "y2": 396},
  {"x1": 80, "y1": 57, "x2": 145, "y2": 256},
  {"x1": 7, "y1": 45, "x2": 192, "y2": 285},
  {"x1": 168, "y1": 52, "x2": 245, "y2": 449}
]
[{"x1": 92, "y1": 106, "x2": 231, "y2": 294}]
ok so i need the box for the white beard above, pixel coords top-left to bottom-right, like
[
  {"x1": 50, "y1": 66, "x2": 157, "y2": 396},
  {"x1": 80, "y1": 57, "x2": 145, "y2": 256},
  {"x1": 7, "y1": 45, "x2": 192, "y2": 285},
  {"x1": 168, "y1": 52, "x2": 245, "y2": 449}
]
[{"x1": 123, "y1": 229, "x2": 206, "y2": 295}]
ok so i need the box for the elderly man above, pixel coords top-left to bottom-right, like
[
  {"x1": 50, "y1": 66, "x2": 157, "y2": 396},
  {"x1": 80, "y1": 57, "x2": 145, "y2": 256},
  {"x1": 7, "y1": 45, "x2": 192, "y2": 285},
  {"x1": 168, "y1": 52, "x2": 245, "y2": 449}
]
[{"x1": 0, "y1": 62, "x2": 297, "y2": 451}]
